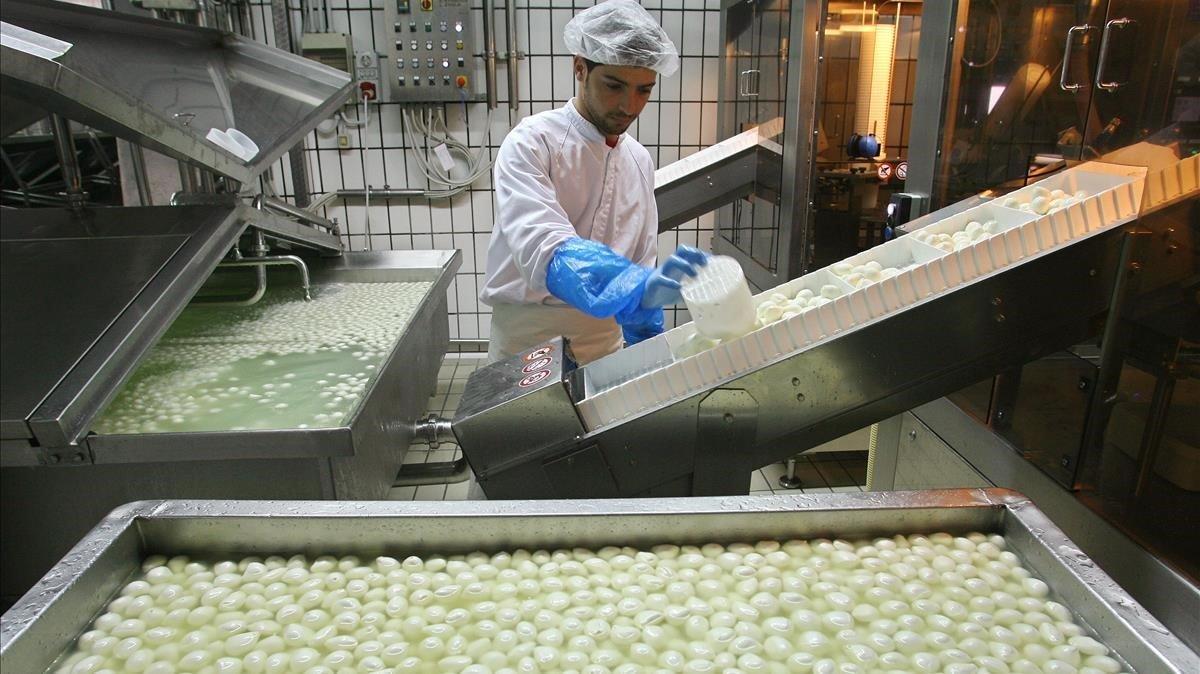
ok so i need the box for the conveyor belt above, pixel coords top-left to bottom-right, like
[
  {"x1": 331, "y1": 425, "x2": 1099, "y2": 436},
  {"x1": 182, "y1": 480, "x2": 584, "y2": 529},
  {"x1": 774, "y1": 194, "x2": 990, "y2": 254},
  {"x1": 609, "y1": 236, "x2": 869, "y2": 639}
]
[{"x1": 453, "y1": 160, "x2": 1196, "y2": 499}]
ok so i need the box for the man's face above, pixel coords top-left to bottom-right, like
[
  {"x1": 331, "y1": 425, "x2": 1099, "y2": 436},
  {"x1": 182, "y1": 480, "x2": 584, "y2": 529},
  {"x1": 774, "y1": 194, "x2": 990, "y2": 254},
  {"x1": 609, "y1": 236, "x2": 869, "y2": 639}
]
[{"x1": 575, "y1": 56, "x2": 657, "y2": 137}]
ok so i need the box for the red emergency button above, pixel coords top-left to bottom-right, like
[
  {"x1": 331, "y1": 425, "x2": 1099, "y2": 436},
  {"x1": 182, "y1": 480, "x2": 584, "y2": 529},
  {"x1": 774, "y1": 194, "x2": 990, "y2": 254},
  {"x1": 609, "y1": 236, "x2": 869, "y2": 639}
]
[
  {"x1": 455, "y1": 75, "x2": 468, "y2": 88},
  {"x1": 420, "y1": 0, "x2": 432, "y2": 10},
  {"x1": 358, "y1": 81, "x2": 377, "y2": 100}
]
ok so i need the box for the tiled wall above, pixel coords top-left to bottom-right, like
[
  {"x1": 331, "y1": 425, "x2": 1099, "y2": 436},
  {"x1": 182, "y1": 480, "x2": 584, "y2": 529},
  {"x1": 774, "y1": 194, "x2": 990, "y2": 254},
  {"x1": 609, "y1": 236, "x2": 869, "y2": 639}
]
[{"x1": 246, "y1": 1, "x2": 723, "y2": 340}]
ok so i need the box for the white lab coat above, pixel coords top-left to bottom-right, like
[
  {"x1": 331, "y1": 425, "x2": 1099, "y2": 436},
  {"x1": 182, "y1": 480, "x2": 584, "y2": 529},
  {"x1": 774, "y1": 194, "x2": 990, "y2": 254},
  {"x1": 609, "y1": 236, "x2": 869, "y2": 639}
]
[{"x1": 480, "y1": 99, "x2": 659, "y2": 364}]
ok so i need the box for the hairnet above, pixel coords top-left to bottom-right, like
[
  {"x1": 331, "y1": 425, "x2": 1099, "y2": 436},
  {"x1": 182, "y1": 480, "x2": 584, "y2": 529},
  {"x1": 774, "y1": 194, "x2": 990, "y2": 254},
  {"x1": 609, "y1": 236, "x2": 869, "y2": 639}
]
[{"x1": 563, "y1": 0, "x2": 679, "y2": 77}]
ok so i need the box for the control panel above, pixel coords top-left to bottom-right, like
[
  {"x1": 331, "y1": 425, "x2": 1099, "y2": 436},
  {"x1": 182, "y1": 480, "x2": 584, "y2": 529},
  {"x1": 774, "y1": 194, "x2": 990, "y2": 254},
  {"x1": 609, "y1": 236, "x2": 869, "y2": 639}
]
[{"x1": 382, "y1": 0, "x2": 481, "y2": 102}]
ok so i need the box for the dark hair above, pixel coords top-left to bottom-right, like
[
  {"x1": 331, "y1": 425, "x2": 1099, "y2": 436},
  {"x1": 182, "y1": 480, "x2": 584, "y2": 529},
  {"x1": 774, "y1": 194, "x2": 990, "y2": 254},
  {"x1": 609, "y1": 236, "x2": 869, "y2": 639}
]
[{"x1": 582, "y1": 58, "x2": 601, "y2": 72}]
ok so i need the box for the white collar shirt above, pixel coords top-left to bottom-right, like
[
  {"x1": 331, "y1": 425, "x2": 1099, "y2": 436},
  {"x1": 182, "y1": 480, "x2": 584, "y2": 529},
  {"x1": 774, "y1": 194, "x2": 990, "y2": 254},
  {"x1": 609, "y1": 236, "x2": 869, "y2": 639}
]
[{"x1": 480, "y1": 99, "x2": 659, "y2": 307}]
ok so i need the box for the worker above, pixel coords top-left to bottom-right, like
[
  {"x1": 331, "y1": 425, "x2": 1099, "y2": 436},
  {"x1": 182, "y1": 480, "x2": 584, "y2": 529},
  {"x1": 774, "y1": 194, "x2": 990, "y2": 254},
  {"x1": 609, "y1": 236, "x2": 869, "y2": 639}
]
[{"x1": 479, "y1": 0, "x2": 707, "y2": 365}]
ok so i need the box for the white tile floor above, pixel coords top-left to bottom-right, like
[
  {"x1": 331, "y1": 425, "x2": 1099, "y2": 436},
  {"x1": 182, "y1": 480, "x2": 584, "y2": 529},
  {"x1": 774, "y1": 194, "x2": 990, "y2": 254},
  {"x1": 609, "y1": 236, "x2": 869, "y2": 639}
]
[{"x1": 387, "y1": 354, "x2": 868, "y2": 500}]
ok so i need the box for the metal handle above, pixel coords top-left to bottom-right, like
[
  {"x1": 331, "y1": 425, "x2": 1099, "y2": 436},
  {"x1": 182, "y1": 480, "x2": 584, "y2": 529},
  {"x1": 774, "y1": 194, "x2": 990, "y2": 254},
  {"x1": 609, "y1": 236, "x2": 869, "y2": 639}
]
[
  {"x1": 738, "y1": 69, "x2": 760, "y2": 97},
  {"x1": 1059, "y1": 24, "x2": 1093, "y2": 91},
  {"x1": 1096, "y1": 18, "x2": 1133, "y2": 91}
]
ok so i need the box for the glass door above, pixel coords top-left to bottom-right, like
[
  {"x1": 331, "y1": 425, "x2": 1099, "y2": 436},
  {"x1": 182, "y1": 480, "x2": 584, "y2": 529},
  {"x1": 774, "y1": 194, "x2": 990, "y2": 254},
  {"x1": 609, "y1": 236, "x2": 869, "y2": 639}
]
[
  {"x1": 808, "y1": 1, "x2": 924, "y2": 269},
  {"x1": 926, "y1": 0, "x2": 1109, "y2": 210},
  {"x1": 1085, "y1": 0, "x2": 1199, "y2": 159},
  {"x1": 717, "y1": 0, "x2": 799, "y2": 290}
]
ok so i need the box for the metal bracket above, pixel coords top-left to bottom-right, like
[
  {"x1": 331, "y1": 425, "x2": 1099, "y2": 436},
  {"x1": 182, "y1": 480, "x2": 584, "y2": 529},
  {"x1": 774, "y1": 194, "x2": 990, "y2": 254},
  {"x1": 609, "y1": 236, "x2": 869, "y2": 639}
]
[
  {"x1": 36, "y1": 444, "x2": 93, "y2": 467},
  {"x1": 693, "y1": 388, "x2": 759, "y2": 495},
  {"x1": 1075, "y1": 228, "x2": 1150, "y2": 488}
]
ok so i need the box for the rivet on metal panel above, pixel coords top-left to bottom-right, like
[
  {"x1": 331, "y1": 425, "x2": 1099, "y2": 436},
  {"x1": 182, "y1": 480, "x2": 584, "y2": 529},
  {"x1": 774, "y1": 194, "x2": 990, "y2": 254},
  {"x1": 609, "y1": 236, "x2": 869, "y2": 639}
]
[
  {"x1": 1128, "y1": 262, "x2": 1142, "y2": 274},
  {"x1": 908, "y1": 429, "x2": 917, "y2": 440},
  {"x1": 1077, "y1": 377, "x2": 1091, "y2": 391},
  {"x1": 990, "y1": 297, "x2": 1002, "y2": 306},
  {"x1": 723, "y1": 413, "x2": 735, "y2": 424},
  {"x1": 46, "y1": 453, "x2": 61, "y2": 465},
  {"x1": 1088, "y1": 268, "x2": 1098, "y2": 276},
  {"x1": 994, "y1": 313, "x2": 1006, "y2": 323},
  {"x1": 791, "y1": 377, "x2": 801, "y2": 386},
  {"x1": 795, "y1": 392, "x2": 805, "y2": 402}
]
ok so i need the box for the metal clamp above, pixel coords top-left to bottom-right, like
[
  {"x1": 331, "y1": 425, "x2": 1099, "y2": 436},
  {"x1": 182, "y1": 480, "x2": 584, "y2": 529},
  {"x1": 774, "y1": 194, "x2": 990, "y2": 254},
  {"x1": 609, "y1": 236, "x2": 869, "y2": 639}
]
[
  {"x1": 415, "y1": 414, "x2": 456, "y2": 449},
  {"x1": 253, "y1": 194, "x2": 337, "y2": 232},
  {"x1": 1096, "y1": 18, "x2": 1133, "y2": 91},
  {"x1": 1059, "y1": 24, "x2": 1094, "y2": 91},
  {"x1": 738, "y1": 69, "x2": 761, "y2": 97}
]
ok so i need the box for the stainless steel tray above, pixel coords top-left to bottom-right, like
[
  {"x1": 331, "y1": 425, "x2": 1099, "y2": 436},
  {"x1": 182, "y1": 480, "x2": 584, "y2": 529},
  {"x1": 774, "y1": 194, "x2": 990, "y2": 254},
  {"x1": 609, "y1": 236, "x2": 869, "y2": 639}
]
[
  {"x1": 83, "y1": 249, "x2": 461, "y2": 466},
  {"x1": 1, "y1": 490, "x2": 1195, "y2": 673},
  {"x1": 1, "y1": 249, "x2": 459, "y2": 610}
]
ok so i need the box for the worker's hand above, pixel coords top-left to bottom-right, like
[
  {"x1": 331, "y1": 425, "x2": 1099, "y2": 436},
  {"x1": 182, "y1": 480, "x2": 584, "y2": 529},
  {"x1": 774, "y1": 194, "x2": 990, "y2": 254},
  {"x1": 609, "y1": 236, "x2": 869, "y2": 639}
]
[
  {"x1": 640, "y1": 245, "x2": 708, "y2": 308},
  {"x1": 622, "y1": 308, "x2": 665, "y2": 346}
]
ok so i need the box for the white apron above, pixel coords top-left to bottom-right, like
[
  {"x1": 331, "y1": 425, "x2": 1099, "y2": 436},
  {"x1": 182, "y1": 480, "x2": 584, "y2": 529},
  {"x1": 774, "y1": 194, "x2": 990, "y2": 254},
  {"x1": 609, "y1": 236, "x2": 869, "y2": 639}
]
[{"x1": 487, "y1": 303, "x2": 622, "y2": 365}]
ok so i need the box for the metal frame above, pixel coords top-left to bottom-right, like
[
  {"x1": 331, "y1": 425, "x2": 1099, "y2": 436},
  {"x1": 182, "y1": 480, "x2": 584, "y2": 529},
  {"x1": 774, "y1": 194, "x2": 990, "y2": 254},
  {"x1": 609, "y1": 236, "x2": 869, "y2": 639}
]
[
  {"x1": 655, "y1": 144, "x2": 772, "y2": 233},
  {"x1": 910, "y1": 399, "x2": 1200, "y2": 656},
  {"x1": 903, "y1": 0, "x2": 964, "y2": 216},
  {"x1": 2, "y1": 490, "x2": 1195, "y2": 673},
  {"x1": 170, "y1": 193, "x2": 345, "y2": 253},
  {"x1": 715, "y1": 0, "x2": 824, "y2": 288},
  {"x1": 460, "y1": 223, "x2": 1141, "y2": 499}
]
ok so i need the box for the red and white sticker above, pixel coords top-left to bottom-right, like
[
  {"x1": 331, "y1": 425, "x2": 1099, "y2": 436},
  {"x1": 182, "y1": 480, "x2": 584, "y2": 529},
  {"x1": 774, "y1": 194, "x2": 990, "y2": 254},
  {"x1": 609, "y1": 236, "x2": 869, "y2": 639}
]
[
  {"x1": 518, "y1": 369, "x2": 551, "y2": 388},
  {"x1": 896, "y1": 161, "x2": 908, "y2": 180},
  {"x1": 522, "y1": 357, "x2": 553, "y2": 373},
  {"x1": 877, "y1": 163, "x2": 893, "y2": 181},
  {"x1": 524, "y1": 346, "x2": 554, "y2": 361}
]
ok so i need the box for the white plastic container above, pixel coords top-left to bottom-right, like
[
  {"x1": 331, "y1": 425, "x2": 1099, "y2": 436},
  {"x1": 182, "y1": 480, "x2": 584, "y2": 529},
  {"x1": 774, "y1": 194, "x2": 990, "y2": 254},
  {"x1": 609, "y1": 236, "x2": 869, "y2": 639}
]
[{"x1": 680, "y1": 255, "x2": 756, "y2": 341}]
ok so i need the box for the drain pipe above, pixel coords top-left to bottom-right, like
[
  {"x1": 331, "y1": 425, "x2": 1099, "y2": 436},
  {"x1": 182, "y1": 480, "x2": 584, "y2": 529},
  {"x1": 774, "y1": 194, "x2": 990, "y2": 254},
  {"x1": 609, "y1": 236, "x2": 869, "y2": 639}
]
[
  {"x1": 217, "y1": 255, "x2": 311, "y2": 301},
  {"x1": 394, "y1": 414, "x2": 468, "y2": 487},
  {"x1": 195, "y1": 230, "x2": 312, "y2": 305},
  {"x1": 415, "y1": 413, "x2": 455, "y2": 449}
]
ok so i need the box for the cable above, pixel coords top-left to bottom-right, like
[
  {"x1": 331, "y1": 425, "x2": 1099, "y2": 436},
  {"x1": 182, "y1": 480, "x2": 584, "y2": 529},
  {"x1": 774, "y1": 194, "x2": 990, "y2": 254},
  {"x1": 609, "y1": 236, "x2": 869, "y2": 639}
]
[
  {"x1": 339, "y1": 90, "x2": 372, "y2": 130},
  {"x1": 401, "y1": 103, "x2": 499, "y2": 193}
]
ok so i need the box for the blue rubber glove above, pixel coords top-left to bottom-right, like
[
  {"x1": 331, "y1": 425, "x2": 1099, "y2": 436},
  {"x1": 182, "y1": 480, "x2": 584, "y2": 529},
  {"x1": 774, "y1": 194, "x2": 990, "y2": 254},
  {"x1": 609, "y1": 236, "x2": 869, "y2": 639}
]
[
  {"x1": 622, "y1": 308, "x2": 665, "y2": 346},
  {"x1": 640, "y1": 245, "x2": 709, "y2": 308},
  {"x1": 545, "y1": 238, "x2": 654, "y2": 326}
]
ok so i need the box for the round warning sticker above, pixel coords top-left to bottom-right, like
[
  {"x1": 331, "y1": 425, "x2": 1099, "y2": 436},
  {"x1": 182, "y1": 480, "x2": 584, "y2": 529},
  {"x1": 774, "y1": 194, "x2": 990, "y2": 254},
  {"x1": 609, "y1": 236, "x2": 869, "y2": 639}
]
[
  {"x1": 877, "y1": 163, "x2": 893, "y2": 181},
  {"x1": 524, "y1": 346, "x2": 554, "y2": 361},
  {"x1": 896, "y1": 161, "x2": 908, "y2": 180},
  {"x1": 518, "y1": 370, "x2": 551, "y2": 388},
  {"x1": 522, "y1": 357, "x2": 553, "y2": 373}
]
